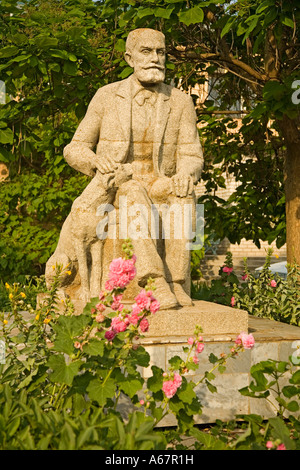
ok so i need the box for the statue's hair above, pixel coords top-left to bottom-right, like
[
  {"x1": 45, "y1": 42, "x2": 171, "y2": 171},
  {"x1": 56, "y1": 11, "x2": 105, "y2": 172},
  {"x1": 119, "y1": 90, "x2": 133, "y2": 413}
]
[{"x1": 125, "y1": 28, "x2": 165, "y2": 53}]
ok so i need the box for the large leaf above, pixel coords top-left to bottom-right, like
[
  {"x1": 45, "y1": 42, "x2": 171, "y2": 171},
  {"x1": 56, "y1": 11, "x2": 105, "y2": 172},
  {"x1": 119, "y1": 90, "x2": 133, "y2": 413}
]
[
  {"x1": 176, "y1": 380, "x2": 196, "y2": 404},
  {"x1": 34, "y1": 35, "x2": 59, "y2": 49},
  {"x1": 53, "y1": 315, "x2": 91, "y2": 355},
  {"x1": 48, "y1": 355, "x2": 82, "y2": 386},
  {"x1": 118, "y1": 373, "x2": 144, "y2": 398},
  {"x1": 0, "y1": 128, "x2": 13, "y2": 144},
  {"x1": 0, "y1": 46, "x2": 19, "y2": 58},
  {"x1": 178, "y1": 6, "x2": 204, "y2": 26},
  {"x1": 147, "y1": 366, "x2": 163, "y2": 393},
  {"x1": 82, "y1": 338, "x2": 104, "y2": 357},
  {"x1": 86, "y1": 377, "x2": 116, "y2": 406},
  {"x1": 269, "y1": 417, "x2": 296, "y2": 450}
]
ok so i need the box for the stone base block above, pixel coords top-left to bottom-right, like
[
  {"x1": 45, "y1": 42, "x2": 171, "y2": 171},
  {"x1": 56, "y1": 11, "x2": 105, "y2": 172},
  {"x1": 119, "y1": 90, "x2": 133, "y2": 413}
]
[{"x1": 145, "y1": 300, "x2": 248, "y2": 338}]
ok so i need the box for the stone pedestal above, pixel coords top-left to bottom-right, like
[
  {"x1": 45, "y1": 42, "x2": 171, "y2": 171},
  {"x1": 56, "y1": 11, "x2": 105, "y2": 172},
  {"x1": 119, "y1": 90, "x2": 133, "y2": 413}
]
[{"x1": 137, "y1": 315, "x2": 300, "y2": 426}]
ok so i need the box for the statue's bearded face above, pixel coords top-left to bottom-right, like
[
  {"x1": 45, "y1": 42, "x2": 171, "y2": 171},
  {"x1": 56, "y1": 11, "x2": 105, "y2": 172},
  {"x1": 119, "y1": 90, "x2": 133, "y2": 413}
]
[{"x1": 126, "y1": 31, "x2": 166, "y2": 85}]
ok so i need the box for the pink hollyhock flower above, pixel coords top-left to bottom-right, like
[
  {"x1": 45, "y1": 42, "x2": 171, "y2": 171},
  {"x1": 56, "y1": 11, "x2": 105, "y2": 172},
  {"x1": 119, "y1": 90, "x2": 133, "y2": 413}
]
[
  {"x1": 131, "y1": 303, "x2": 143, "y2": 316},
  {"x1": 111, "y1": 294, "x2": 124, "y2": 311},
  {"x1": 109, "y1": 257, "x2": 126, "y2": 276},
  {"x1": 139, "y1": 399, "x2": 145, "y2": 405},
  {"x1": 188, "y1": 337, "x2": 194, "y2": 345},
  {"x1": 276, "y1": 443, "x2": 286, "y2": 450},
  {"x1": 266, "y1": 441, "x2": 274, "y2": 449},
  {"x1": 235, "y1": 332, "x2": 255, "y2": 349},
  {"x1": 162, "y1": 380, "x2": 178, "y2": 398},
  {"x1": 96, "y1": 302, "x2": 105, "y2": 312},
  {"x1": 231, "y1": 296, "x2": 235, "y2": 307},
  {"x1": 95, "y1": 312, "x2": 105, "y2": 323},
  {"x1": 105, "y1": 280, "x2": 115, "y2": 291},
  {"x1": 196, "y1": 342, "x2": 204, "y2": 354},
  {"x1": 106, "y1": 256, "x2": 137, "y2": 289},
  {"x1": 99, "y1": 291, "x2": 106, "y2": 300},
  {"x1": 150, "y1": 299, "x2": 160, "y2": 314},
  {"x1": 109, "y1": 273, "x2": 129, "y2": 289},
  {"x1": 222, "y1": 266, "x2": 233, "y2": 274},
  {"x1": 128, "y1": 312, "x2": 139, "y2": 325},
  {"x1": 242, "y1": 273, "x2": 248, "y2": 281},
  {"x1": 192, "y1": 355, "x2": 199, "y2": 364},
  {"x1": 162, "y1": 373, "x2": 182, "y2": 398},
  {"x1": 105, "y1": 329, "x2": 116, "y2": 340},
  {"x1": 135, "y1": 289, "x2": 151, "y2": 310},
  {"x1": 111, "y1": 315, "x2": 128, "y2": 333},
  {"x1": 173, "y1": 373, "x2": 182, "y2": 388},
  {"x1": 74, "y1": 341, "x2": 81, "y2": 349},
  {"x1": 270, "y1": 280, "x2": 277, "y2": 288},
  {"x1": 139, "y1": 317, "x2": 149, "y2": 333},
  {"x1": 123, "y1": 258, "x2": 136, "y2": 272}
]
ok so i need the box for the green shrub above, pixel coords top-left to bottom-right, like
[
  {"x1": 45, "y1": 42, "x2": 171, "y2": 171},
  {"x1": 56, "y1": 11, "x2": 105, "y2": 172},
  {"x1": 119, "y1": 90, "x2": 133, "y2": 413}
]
[{"x1": 193, "y1": 249, "x2": 300, "y2": 326}]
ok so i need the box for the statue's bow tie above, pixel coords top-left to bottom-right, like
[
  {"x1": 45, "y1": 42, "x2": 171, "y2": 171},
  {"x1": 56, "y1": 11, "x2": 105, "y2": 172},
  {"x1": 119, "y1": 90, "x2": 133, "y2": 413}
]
[{"x1": 134, "y1": 89, "x2": 157, "y2": 106}]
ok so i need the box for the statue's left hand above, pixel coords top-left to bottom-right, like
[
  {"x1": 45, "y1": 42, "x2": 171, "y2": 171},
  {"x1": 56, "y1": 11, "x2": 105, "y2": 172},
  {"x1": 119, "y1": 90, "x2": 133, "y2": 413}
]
[
  {"x1": 106, "y1": 163, "x2": 133, "y2": 189},
  {"x1": 171, "y1": 172, "x2": 194, "y2": 197}
]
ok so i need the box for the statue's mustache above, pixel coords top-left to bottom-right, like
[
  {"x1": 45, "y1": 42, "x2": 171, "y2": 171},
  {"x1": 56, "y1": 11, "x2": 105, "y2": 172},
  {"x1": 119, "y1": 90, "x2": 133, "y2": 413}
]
[{"x1": 143, "y1": 65, "x2": 165, "y2": 71}]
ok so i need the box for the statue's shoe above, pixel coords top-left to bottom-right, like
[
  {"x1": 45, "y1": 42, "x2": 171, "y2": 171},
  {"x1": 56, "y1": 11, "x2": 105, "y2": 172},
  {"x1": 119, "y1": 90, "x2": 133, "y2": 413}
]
[
  {"x1": 153, "y1": 277, "x2": 179, "y2": 310},
  {"x1": 171, "y1": 282, "x2": 193, "y2": 306}
]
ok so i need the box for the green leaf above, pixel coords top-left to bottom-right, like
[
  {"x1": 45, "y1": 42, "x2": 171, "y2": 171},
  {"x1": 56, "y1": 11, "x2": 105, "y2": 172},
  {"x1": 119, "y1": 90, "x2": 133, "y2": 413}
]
[
  {"x1": 48, "y1": 355, "x2": 82, "y2": 386},
  {"x1": 178, "y1": 6, "x2": 204, "y2": 26},
  {"x1": 168, "y1": 355, "x2": 183, "y2": 369},
  {"x1": 7, "y1": 417, "x2": 20, "y2": 437},
  {"x1": 286, "y1": 400, "x2": 299, "y2": 412},
  {"x1": 53, "y1": 315, "x2": 91, "y2": 355},
  {"x1": 290, "y1": 369, "x2": 300, "y2": 384},
  {"x1": 49, "y1": 49, "x2": 70, "y2": 60},
  {"x1": 176, "y1": 380, "x2": 196, "y2": 404},
  {"x1": 63, "y1": 61, "x2": 78, "y2": 76},
  {"x1": 34, "y1": 36, "x2": 59, "y2": 49},
  {"x1": 263, "y1": 81, "x2": 285, "y2": 101},
  {"x1": 190, "y1": 427, "x2": 227, "y2": 450},
  {"x1": 147, "y1": 366, "x2": 163, "y2": 393},
  {"x1": 87, "y1": 377, "x2": 116, "y2": 406},
  {"x1": 220, "y1": 16, "x2": 236, "y2": 38},
  {"x1": 205, "y1": 380, "x2": 217, "y2": 393},
  {"x1": 154, "y1": 6, "x2": 174, "y2": 19},
  {"x1": 114, "y1": 39, "x2": 125, "y2": 52},
  {"x1": 82, "y1": 338, "x2": 104, "y2": 357},
  {"x1": 129, "y1": 346, "x2": 150, "y2": 368},
  {"x1": 269, "y1": 417, "x2": 296, "y2": 450},
  {"x1": 208, "y1": 353, "x2": 219, "y2": 364},
  {"x1": 118, "y1": 375, "x2": 144, "y2": 398},
  {"x1": 0, "y1": 46, "x2": 19, "y2": 58},
  {"x1": 137, "y1": 8, "x2": 154, "y2": 18},
  {"x1": 0, "y1": 128, "x2": 13, "y2": 144},
  {"x1": 282, "y1": 16, "x2": 294, "y2": 28},
  {"x1": 119, "y1": 66, "x2": 133, "y2": 79},
  {"x1": 256, "y1": 0, "x2": 275, "y2": 14}
]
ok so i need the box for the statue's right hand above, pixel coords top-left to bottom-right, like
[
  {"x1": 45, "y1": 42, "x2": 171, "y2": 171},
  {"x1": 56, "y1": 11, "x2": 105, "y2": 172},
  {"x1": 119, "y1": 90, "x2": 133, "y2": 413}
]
[{"x1": 93, "y1": 156, "x2": 119, "y2": 174}]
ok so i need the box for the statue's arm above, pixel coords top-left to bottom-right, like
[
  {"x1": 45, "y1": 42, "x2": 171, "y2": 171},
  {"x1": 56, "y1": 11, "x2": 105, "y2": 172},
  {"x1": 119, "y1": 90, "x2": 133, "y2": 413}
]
[
  {"x1": 176, "y1": 94, "x2": 204, "y2": 183},
  {"x1": 63, "y1": 89, "x2": 104, "y2": 177}
]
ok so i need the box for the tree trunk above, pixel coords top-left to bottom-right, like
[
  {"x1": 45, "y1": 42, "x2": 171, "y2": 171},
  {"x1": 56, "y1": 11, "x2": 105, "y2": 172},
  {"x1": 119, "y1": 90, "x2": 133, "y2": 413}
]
[{"x1": 278, "y1": 117, "x2": 300, "y2": 266}]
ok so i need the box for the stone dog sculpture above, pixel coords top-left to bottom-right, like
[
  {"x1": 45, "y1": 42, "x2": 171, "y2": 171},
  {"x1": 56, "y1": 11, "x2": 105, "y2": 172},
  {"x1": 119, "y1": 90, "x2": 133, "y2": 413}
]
[{"x1": 45, "y1": 28, "x2": 204, "y2": 310}]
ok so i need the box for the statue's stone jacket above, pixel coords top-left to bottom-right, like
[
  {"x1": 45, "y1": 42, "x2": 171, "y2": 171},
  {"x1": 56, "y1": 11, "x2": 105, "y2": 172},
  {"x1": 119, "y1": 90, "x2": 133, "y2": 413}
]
[{"x1": 64, "y1": 75, "x2": 204, "y2": 184}]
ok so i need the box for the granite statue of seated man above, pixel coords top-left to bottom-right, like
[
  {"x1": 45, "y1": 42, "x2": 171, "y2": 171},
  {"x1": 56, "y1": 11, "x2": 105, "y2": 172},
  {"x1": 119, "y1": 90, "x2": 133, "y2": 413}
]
[{"x1": 45, "y1": 28, "x2": 204, "y2": 310}]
